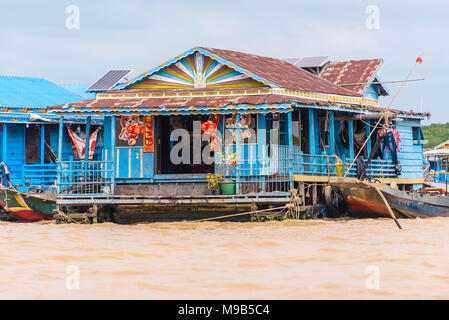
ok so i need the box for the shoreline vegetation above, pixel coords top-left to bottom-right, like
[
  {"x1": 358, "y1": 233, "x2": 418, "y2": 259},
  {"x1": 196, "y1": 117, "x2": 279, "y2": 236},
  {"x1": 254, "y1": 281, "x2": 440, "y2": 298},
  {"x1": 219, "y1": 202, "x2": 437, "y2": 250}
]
[{"x1": 422, "y1": 122, "x2": 449, "y2": 148}]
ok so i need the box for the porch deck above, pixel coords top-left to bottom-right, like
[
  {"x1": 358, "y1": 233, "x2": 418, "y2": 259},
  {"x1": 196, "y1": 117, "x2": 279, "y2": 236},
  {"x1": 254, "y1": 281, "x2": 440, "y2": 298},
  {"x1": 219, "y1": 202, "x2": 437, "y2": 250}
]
[{"x1": 55, "y1": 144, "x2": 401, "y2": 207}]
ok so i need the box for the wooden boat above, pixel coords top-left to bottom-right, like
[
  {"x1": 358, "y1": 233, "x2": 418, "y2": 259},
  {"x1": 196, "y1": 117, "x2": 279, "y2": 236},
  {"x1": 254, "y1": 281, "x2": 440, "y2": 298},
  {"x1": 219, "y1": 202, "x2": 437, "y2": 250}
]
[
  {"x1": 0, "y1": 162, "x2": 56, "y2": 222},
  {"x1": 328, "y1": 177, "x2": 449, "y2": 218},
  {"x1": 0, "y1": 185, "x2": 56, "y2": 222}
]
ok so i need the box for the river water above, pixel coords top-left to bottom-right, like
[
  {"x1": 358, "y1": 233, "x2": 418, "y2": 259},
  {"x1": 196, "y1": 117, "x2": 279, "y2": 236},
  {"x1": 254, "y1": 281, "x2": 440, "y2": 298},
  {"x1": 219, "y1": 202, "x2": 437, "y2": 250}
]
[{"x1": 1, "y1": 218, "x2": 449, "y2": 299}]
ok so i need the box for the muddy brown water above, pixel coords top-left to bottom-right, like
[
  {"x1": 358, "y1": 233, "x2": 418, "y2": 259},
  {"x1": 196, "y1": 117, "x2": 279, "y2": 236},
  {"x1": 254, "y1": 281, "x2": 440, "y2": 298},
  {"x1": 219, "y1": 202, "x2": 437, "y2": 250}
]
[{"x1": 1, "y1": 218, "x2": 449, "y2": 299}]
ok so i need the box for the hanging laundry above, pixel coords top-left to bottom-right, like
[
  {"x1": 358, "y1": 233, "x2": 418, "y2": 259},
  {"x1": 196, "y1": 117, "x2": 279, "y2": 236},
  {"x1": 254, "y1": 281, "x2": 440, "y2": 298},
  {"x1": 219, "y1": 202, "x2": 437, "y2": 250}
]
[
  {"x1": 356, "y1": 156, "x2": 366, "y2": 179},
  {"x1": 384, "y1": 127, "x2": 401, "y2": 152},
  {"x1": 392, "y1": 129, "x2": 401, "y2": 152},
  {"x1": 353, "y1": 127, "x2": 367, "y2": 158},
  {"x1": 67, "y1": 126, "x2": 100, "y2": 160}
]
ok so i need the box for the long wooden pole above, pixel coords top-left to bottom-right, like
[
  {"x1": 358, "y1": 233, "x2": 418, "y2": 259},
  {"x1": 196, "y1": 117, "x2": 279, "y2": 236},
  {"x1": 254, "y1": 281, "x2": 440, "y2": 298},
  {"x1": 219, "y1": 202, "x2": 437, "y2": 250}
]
[
  {"x1": 339, "y1": 78, "x2": 424, "y2": 86},
  {"x1": 373, "y1": 185, "x2": 402, "y2": 230}
]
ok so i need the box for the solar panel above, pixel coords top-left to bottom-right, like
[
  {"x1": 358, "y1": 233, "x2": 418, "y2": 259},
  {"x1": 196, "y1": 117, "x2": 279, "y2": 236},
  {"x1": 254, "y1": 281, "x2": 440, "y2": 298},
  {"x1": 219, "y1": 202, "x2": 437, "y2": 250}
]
[
  {"x1": 284, "y1": 58, "x2": 302, "y2": 65},
  {"x1": 87, "y1": 69, "x2": 132, "y2": 92},
  {"x1": 295, "y1": 56, "x2": 329, "y2": 68}
]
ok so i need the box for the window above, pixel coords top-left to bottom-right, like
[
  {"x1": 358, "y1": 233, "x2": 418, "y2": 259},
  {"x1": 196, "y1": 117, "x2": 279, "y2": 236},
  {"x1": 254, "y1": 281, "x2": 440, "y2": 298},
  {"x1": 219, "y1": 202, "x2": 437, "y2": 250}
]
[
  {"x1": 223, "y1": 113, "x2": 257, "y2": 144},
  {"x1": 318, "y1": 110, "x2": 330, "y2": 149},
  {"x1": 292, "y1": 110, "x2": 300, "y2": 146},
  {"x1": 412, "y1": 126, "x2": 425, "y2": 145},
  {"x1": 240, "y1": 114, "x2": 257, "y2": 144},
  {"x1": 266, "y1": 113, "x2": 288, "y2": 146}
]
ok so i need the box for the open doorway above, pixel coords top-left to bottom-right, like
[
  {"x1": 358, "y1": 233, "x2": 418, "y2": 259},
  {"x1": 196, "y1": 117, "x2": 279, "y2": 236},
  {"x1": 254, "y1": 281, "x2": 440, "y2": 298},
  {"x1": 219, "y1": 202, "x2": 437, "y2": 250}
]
[
  {"x1": 154, "y1": 115, "x2": 215, "y2": 175},
  {"x1": 25, "y1": 125, "x2": 40, "y2": 164},
  {"x1": 292, "y1": 109, "x2": 310, "y2": 153}
]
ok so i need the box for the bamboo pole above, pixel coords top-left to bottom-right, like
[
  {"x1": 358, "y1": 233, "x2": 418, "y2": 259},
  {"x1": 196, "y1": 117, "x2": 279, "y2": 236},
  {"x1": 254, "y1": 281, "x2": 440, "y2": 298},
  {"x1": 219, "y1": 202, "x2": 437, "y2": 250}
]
[
  {"x1": 373, "y1": 185, "x2": 402, "y2": 230},
  {"x1": 339, "y1": 78, "x2": 424, "y2": 86}
]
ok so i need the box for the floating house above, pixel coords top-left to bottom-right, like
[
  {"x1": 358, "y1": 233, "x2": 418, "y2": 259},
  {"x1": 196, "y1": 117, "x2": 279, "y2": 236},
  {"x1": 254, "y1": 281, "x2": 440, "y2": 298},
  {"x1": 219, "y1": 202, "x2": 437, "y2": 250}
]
[
  {"x1": 0, "y1": 76, "x2": 101, "y2": 191},
  {"x1": 49, "y1": 47, "x2": 429, "y2": 222},
  {"x1": 424, "y1": 140, "x2": 449, "y2": 184}
]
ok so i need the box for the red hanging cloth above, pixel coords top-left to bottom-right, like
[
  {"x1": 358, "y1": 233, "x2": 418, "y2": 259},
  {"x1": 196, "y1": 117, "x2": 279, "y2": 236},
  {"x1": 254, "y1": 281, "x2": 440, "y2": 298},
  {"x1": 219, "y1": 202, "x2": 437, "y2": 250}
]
[{"x1": 67, "y1": 126, "x2": 100, "y2": 160}]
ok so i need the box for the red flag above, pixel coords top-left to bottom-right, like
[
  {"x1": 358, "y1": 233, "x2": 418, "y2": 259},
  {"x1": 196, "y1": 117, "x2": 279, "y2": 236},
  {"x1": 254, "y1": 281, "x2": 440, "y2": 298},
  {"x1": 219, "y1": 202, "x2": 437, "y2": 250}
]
[{"x1": 416, "y1": 56, "x2": 423, "y2": 64}]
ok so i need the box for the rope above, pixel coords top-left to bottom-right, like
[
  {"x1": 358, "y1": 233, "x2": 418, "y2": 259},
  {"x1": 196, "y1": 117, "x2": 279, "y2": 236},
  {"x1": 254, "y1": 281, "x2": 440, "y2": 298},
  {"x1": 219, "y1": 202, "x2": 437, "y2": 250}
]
[
  {"x1": 196, "y1": 205, "x2": 287, "y2": 222},
  {"x1": 344, "y1": 57, "x2": 422, "y2": 177},
  {"x1": 55, "y1": 209, "x2": 82, "y2": 224}
]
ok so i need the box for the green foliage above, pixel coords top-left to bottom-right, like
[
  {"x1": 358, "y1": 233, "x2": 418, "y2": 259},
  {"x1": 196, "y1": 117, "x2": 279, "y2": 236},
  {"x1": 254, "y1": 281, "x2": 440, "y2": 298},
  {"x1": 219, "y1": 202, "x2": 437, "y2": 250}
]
[{"x1": 422, "y1": 123, "x2": 449, "y2": 148}]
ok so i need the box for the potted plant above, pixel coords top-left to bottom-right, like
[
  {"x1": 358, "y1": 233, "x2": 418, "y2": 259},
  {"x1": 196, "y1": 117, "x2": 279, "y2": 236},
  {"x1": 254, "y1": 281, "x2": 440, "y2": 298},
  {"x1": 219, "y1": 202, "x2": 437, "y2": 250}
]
[
  {"x1": 207, "y1": 173, "x2": 224, "y2": 195},
  {"x1": 219, "y1": 152, "x2": 237, "y2": 195}
]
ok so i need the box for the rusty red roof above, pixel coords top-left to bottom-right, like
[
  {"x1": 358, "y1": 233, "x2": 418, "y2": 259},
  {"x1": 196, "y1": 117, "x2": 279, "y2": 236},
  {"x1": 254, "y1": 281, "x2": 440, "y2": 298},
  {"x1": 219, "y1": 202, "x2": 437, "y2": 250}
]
[
  {"x1": 320, "y1": 59, "x2": 385, "y2": 95},
  {"x1": 195, "y1": 47, "x2": 362, "y2": 97},
  {"x1": 49, "y1": 94, "x2": 429, "y2": 118},
  {"x1": 104, "y1": 87, "x2": 269, "y2": 95},
  {"x1": 54, "y1": 95, "x2": 294, "y2": 109}
]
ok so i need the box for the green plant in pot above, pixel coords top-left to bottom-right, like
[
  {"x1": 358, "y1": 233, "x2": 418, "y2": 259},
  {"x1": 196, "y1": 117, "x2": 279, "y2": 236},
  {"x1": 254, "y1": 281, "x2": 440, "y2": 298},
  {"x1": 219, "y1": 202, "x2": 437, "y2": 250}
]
[{"x1": 219, "y1": 152, "x2": 237, "y2": 195}]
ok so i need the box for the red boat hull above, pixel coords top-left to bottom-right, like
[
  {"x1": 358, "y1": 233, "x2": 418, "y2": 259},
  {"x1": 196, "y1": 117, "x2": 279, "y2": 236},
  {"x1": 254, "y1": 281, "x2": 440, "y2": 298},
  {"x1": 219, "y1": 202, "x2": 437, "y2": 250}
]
[
  {"x1": 0, "y1": 200, "x2": 52, "y2": 222},
  {"x1": 6, "y1": 208, "x2": 53, "y2": 222}
]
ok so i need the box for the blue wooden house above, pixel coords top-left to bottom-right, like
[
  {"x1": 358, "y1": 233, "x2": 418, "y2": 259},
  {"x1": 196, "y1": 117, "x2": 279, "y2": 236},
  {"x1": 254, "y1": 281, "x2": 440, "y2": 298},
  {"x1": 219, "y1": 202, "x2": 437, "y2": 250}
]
[
  {"x1": 49, "y1": 47, "x2": 429, "y2": 221},
  {"x1": 0, "y1": 76, "x2": 102, "y2": 191}
]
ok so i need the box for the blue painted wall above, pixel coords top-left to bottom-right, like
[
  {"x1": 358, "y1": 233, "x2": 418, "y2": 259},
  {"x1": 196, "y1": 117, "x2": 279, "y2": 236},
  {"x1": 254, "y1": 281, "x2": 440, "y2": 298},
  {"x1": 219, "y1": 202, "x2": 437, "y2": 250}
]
[
  {"x1": 334, "y1": 120, "x2": 351, "y2": 160},
  {"x1": 396, "y1": 119, "x2": 424, "y2": 180},
  {"x1": 4, "y1": 124, "x2": 25, "y2": 179},
  {"x1": 1, "y1": 123, "x2": 103, "y2": 183},
  {"x1": 363, "y1": 84, "x2": 379, "y2": 101}
]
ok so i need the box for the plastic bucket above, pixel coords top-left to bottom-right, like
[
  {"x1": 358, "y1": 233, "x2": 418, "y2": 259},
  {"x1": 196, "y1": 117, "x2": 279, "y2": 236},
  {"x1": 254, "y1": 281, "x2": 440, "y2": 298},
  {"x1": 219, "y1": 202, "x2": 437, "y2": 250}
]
[{"x1": 220, "y1": 181, "x2": 236, "y2": 195}]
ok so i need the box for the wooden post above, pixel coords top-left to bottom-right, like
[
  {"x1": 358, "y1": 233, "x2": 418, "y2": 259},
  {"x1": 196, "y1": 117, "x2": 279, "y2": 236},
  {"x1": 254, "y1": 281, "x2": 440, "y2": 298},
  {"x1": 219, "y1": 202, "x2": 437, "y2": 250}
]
[
  {"x1": 84, "y1": 116, "x2": 91, "y2": 182},
  {"x1": 111, "y1": 116, "x2": 116, "y2": 190},
  {"x1": 365, "y1": 120, "x2": 371, "y2": 157},
  {"x1": 40, "y1": 124, "x2": 45, "y2": 164},
  {"x1": 329, "y1": 111, "x2": 335, "y2": 155},
  {"x1": 308, "y1": 109, "x2": 315, "y2": 154},
  {"x1": 437, "y1": 155, "x2": 440, "y2": 183},
  {"x1": 287, "y1": 111, "x2": 294, "y2": 188},
  {"x1": 257, "y1": 114, "x2": 266, "y2": 191},
  {"x1": 2, "y1": 123, "x2": 7, "y2": 162},
  {"x1": 312, "y1": 183, "x2": 317, "y2": 205},
  {"x1": 308, "y1": 109, "x2": 317, "y2": 175},
  {"x1": 235, "y1": 113, "x2": 241, "y2": 194},
  {"x1": 58, "y1": 116, "x2": 64, "y2": 160},
  {"x1": 348, "y1": 120, "x2": 354, "y2": 159},
  {"x1": 84, "y1": 116, "x2": 91, "y2": 162}
]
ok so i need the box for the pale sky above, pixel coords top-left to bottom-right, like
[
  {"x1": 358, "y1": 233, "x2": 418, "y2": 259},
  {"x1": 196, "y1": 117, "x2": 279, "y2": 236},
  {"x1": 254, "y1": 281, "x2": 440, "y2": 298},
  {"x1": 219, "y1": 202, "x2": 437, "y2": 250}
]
[{"x1": 1, "y1": 0, "x2": 447, "y2": 124}]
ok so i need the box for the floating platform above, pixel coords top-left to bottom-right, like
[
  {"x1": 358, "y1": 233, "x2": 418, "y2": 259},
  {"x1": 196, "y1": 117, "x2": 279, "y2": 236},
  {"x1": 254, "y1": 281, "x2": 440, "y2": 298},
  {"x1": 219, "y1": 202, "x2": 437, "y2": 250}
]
[{"x1": 55, "y1": 193, "x2": 292, "y2": 224}]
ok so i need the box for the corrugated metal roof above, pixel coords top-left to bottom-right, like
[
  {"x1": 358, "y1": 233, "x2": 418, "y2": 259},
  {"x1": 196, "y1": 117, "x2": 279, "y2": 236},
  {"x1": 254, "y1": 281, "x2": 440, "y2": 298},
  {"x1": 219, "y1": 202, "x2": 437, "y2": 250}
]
[
  {"x1": 59, "y1": 84, "x2": 96, "y2": 99},
  {"x1": 0, "y1": 111, "x2": 102, "y2": 124},
  {"x1": 49, "y1": 94, "x2": 429, "y2": 119},
  {"x1": 0, "y1": 76, "x2": 86, "y2": 110},
  {"x1": 199, "y1": 47, "x2": 359, "y2": 96},
  {"x1": 320, "y1": 59, "x2": 386, "y2": 95},
  {"x1": 119, "y1": 47, "x2": 360, "y2": 97},
  {"x1": 51, "y1": 95, "x2": 295, "y2": 115}
]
